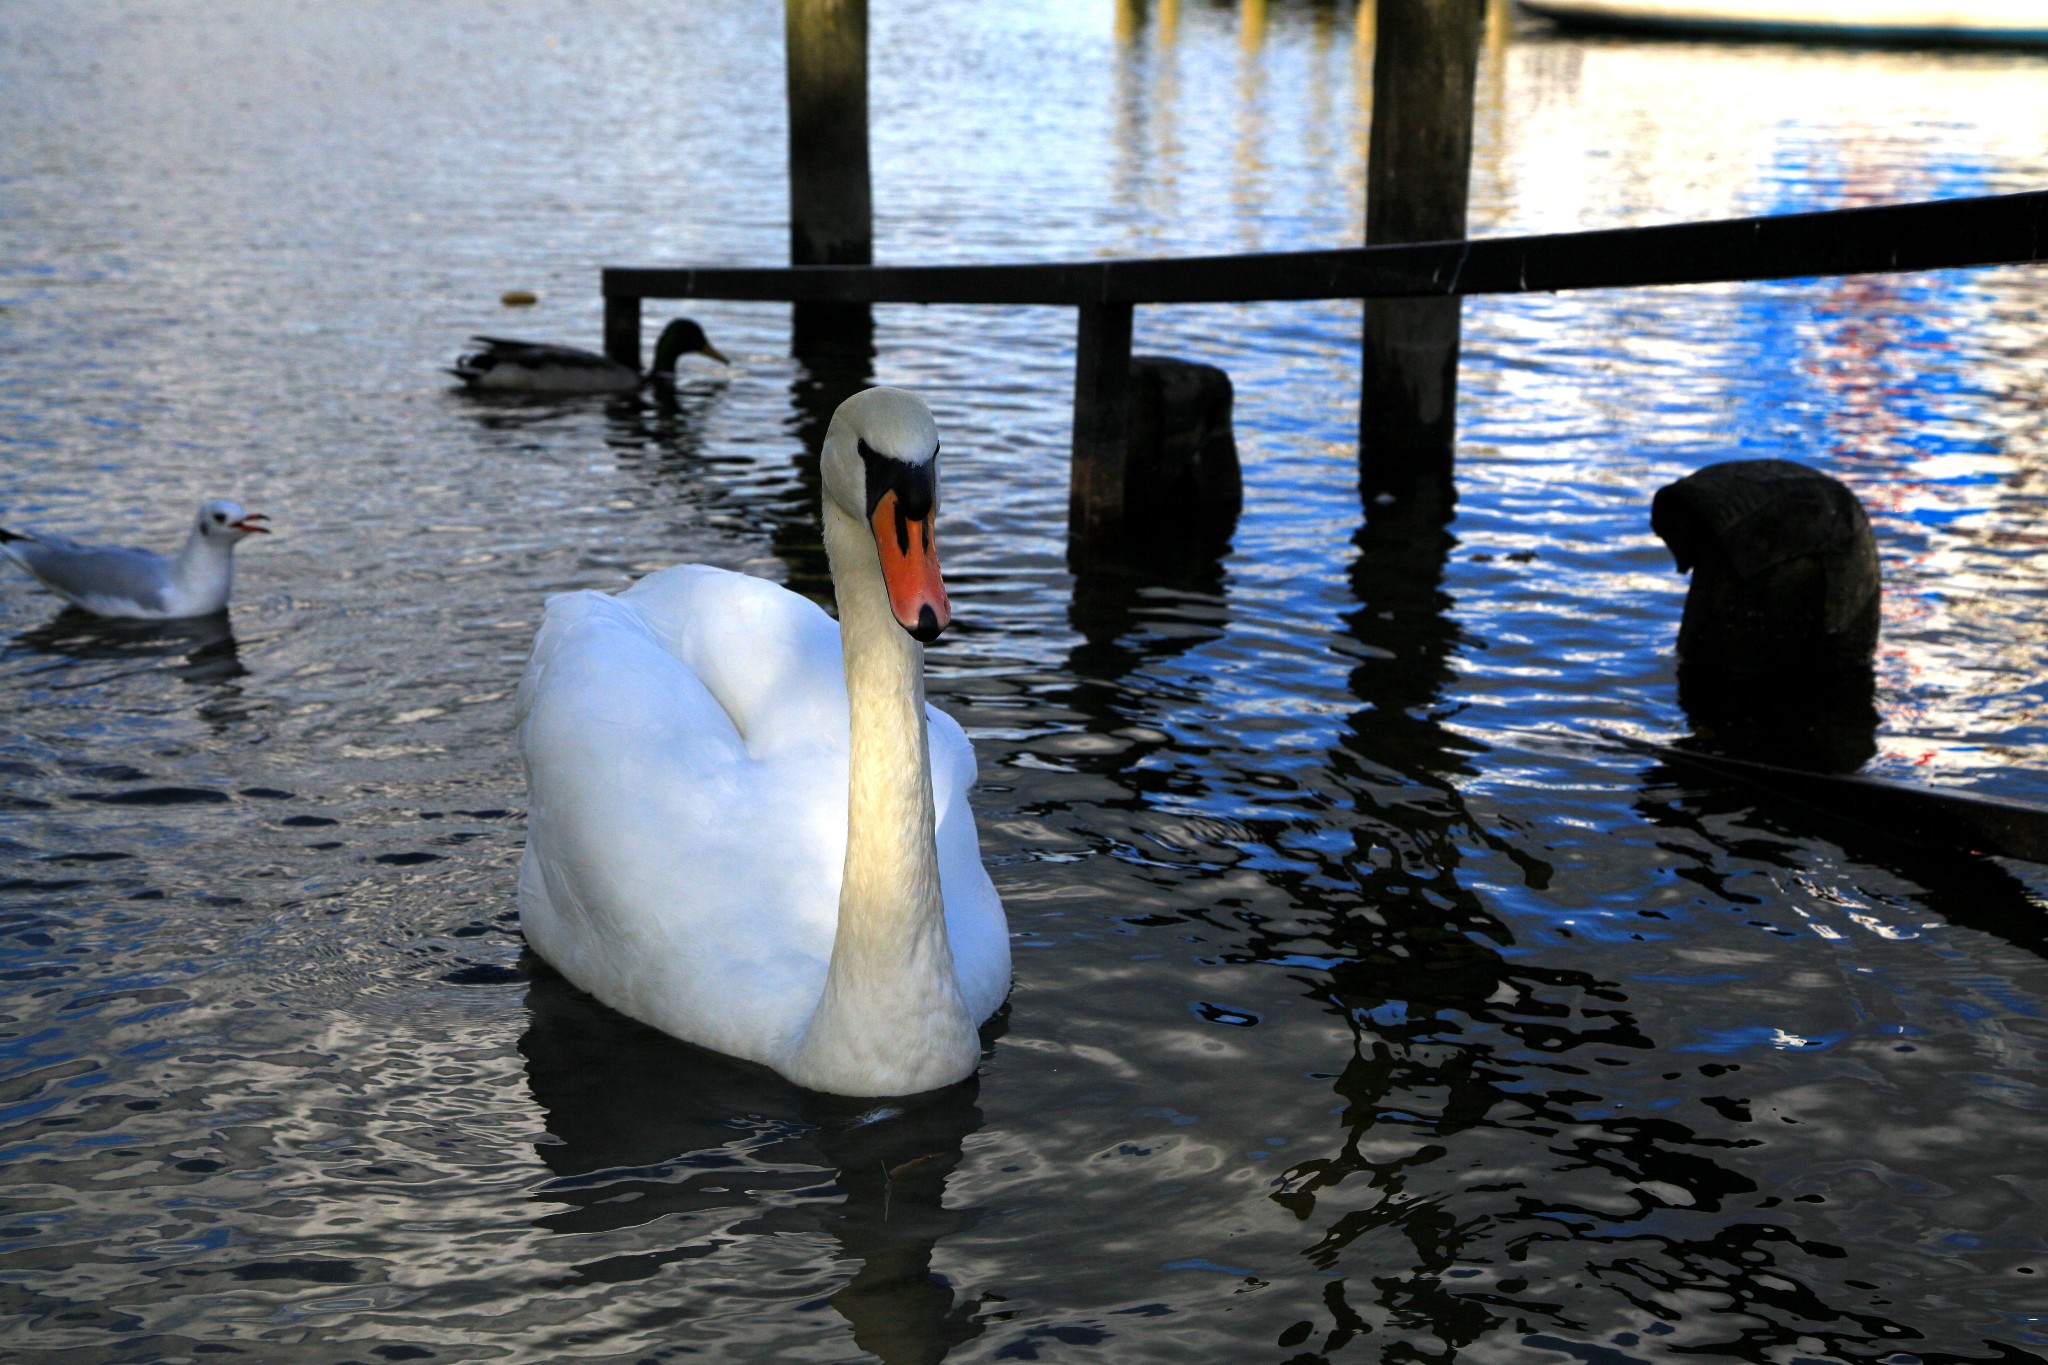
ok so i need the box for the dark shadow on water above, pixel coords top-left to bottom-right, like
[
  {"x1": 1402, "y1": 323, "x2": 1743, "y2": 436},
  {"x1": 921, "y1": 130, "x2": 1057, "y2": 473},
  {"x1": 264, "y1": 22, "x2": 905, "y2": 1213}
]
[
  {"x1": 14, "y1": 607, "x2": 246, "y2": 684},
  {"x1": 519, "y1": 967, "x2": 991, "y2": 1364},
  {"x1": 601, "y1": 381, "x2": 727, "y2": 459}
]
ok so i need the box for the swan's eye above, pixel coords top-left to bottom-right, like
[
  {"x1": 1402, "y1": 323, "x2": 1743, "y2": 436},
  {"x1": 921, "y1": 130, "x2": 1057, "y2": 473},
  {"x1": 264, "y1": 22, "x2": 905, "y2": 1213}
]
[{"x1": 212, "y1": 513, "x2": 226, "y2": 524}]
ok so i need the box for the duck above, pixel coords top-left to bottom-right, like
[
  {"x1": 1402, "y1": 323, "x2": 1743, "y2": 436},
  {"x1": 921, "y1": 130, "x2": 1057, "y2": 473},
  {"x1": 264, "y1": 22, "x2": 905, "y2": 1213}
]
[
  {"x1": 451, "y1": 318, "x2": 729, "y2": 394},
  {"x1": 515, "y1": 387, "x2": 1010, "y2": 1096},
  {"x1": 0, "y1": 499, "x2": 270, "y2": 620}
]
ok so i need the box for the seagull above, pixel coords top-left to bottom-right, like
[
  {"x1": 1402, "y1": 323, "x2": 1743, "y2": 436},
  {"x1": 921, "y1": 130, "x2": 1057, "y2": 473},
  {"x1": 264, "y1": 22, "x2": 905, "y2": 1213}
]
[
  {"x1": 450, "y1": 318, "x2": 729, "y2": 394},
  {"x1": 0, "y1": 499, "x2": 271, "y2": 620}
]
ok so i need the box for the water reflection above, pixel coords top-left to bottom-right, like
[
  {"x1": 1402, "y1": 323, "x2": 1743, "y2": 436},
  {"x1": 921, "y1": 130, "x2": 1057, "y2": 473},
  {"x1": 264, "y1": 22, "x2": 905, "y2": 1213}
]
[
  {"x1": 1068, "y1": 555, "x2": 1231, "y2": 687},
  {"x1": 601, "y1": 384, "x2": 726, "y2": 476},
  {"x1": 775, "y1": 356, "x2": 878, "y2": 597},
  {"x1": 519, "y1": 968, "x2": 990, "y2": 1364},
  {"x1": 1676, "y1": 662, "x2": 1880, "y2": 773},
  {"x1": 1634, "y1": 757, "x2": 2048, "y2": 961},
  {"x1": 7, "y1": 609, "x2": 256, "y2": 729},
  {"x1": 1234, "y1": 510, "x2": 1967, "y2": 1353}
]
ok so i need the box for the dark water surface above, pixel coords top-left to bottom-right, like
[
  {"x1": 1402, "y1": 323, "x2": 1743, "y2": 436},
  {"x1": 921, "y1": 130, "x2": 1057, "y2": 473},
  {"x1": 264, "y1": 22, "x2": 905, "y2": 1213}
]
[{"x1": 4, "y1": 2, "x2": 2048, "y2": 1360}]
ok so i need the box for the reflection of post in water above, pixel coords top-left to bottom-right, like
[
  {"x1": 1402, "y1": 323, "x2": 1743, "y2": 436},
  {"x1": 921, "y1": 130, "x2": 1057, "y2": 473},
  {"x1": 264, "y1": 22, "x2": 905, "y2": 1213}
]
[
  {"x1": 1253, "y1": 505, "x2": 1613, "y2": 1329},
  {"x1": 1261, "y1": 508, "x2": 1941, "y2": 1348},
  {"x1": 1310, "y1": 502, "x2": 1540, "y2": 1016},
  {"x1": 518, "y1": 969, "x2": 988, "y2": 1364},
  {"x1": 1066, "y1": 549, "x2": 1230, "y2": 689}
]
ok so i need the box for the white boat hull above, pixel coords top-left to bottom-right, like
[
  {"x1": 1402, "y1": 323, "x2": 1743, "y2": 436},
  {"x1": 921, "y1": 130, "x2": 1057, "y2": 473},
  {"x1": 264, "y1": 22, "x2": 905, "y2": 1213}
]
[{"x1": 1520, "y1": 0, "x2": 2048, "y2": 44}]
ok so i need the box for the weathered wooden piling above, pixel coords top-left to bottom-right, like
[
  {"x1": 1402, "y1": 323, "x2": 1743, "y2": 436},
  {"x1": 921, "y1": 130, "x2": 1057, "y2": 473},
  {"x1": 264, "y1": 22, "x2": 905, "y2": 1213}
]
[
  {"x1": 785, "y1": 0, "x2": 874, "y2": 359},
  {"x1": 603, "y1": 293, "x2": 641, "y2": 370},
  {"x1": 1652, "y1": 460, "x2": 1880, "y2": 674},
  {"x1": 1068, "y1": 326, "x2": 1244, "y2": 567},
  {"x1": 1124, "y1": 356, "x2": 1241, "y2": 544},
  {"x1": 1359, "y1": 0, "x2": 1485, "y2": 505},
  {"x1": 1068, "y1": 301, "x2": 1136, "y2": 560}
]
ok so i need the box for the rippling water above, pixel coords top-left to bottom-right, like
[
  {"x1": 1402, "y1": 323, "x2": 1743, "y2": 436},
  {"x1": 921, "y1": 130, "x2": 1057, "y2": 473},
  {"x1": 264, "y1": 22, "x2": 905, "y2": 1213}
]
[{"x1": 4, "y1": 2, "x2": 2048, "y2": 1360}]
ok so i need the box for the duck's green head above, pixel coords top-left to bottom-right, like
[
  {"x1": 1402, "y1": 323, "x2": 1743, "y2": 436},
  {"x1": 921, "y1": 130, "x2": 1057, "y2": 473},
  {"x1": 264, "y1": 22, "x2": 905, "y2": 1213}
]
[{"x1": 651, "y1": 318, "x2": 730, "y2": 375}]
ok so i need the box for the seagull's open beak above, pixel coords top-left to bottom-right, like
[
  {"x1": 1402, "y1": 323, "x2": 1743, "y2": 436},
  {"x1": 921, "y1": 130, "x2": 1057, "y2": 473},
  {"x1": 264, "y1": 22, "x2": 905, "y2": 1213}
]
[
  {"x1": 869, "y1": 491, "x2": 949, "y2": 643},
  {"x1": 696, "y1": 341, "x2": 731, "y2": 365},
  {"x1": 232, "y1": 513, "x2": 271, "y2": 534}
]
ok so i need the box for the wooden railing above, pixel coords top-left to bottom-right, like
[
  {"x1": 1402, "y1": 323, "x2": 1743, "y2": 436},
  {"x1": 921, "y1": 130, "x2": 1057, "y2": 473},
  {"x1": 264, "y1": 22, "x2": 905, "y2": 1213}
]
[{"x1": 601, "y1": 190, "x2": 2048, "y2": 550}]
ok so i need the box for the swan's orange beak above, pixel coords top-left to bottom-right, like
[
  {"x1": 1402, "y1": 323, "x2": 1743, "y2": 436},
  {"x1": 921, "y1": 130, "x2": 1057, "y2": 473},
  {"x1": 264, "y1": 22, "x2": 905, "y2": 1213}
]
[{"x1": 870, "y1": 491, "x2": 950, "y2": 643}]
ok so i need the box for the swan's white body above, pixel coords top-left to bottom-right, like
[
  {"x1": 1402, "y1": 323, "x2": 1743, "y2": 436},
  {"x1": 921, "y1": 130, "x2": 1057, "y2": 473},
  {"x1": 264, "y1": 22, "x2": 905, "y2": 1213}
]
[{"x1": 516, "y1": 388, "x2": 1010, "y2": 1095}]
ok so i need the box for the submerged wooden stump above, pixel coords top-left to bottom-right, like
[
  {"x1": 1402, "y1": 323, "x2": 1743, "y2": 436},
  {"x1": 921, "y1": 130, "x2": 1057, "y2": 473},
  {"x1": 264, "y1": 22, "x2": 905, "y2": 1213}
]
[
  {"x1": 1652, "y1": 458, "x2": 1881, "y2": 770},
  {"x1": 1126, "y1": 356, "x2": 1242, "y2": 534},
  {"x1": 1652, "y1": 458, "x2": 1880, "y2": 672},
  {"x1": 1071, "y1": 353, "x2": 1241, "y2": 567}
]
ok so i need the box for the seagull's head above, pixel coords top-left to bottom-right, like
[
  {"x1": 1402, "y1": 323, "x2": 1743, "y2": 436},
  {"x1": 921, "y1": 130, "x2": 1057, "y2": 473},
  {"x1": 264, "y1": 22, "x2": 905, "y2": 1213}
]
[
  {"x1": 196, "y1": 499, "x2": 271, "y2": 542},
  {"x1": 820, "y1": 387, "x2": 949, "y2": 644}
]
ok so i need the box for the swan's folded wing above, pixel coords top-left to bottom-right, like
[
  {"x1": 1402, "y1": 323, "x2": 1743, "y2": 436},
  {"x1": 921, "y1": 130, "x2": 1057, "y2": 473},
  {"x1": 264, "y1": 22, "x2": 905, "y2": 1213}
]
[
  {"x1": 927, "y1": 701, "x2": 1010, "y2": 1021},
  {"x1": 618, "y1": 564, "x2": 849, "y2": 759},
  {"x1": 517, "y1": 587, "x2": 841, "y2": 1057}
]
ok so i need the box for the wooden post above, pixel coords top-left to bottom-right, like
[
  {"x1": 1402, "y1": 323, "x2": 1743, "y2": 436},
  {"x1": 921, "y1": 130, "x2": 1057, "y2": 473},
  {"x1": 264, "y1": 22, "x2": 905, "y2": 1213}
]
[
  {"x1": 786, "y1": 0, "x2": 874, "y2": 360},
  {"x1": 603, "y1": 292, "x2": 641, "y2": 370},
  {"x1": 1068, "y1": 301, "x2": 1135, "y2": 563},
  {"x1": 1359, "y1": 0, "x2": 1484, "y2": 504}
]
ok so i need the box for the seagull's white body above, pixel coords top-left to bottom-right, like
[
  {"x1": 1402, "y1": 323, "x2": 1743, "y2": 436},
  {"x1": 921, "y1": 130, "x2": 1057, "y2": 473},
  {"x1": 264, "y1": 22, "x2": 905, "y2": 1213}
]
[
  {"x1": 0, "y1": 500, "x2": 269, "y2": 620},
  {"x1": 516, "y1": 388, "x2": 1009, "y2": 1096}
]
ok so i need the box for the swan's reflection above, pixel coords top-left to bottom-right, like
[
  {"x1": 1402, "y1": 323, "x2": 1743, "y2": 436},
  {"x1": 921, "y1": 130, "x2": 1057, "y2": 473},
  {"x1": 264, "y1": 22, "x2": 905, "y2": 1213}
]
[{"x1": 519, "y1": 968, "x2": 989, "y2": 1364}]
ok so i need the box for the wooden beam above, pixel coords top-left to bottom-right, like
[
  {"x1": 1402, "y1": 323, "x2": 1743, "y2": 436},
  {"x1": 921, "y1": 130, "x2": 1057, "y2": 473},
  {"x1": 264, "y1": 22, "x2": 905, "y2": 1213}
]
[
  {"x1": 1069, "y1": 301, "x2": 1135, "y2": 563},
  {"x1": 603, "y1": 191, "x2": 2048, "y2": 307},
  {"x1": 603, "y1": 293, "x2": 641, "y2": 370}
]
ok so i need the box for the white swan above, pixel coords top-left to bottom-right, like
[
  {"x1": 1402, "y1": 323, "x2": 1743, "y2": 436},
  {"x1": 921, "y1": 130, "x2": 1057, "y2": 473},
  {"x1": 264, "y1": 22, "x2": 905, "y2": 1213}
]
[{"x1": 516, "y1": 387, "x2": 1010, "y2": 1096}]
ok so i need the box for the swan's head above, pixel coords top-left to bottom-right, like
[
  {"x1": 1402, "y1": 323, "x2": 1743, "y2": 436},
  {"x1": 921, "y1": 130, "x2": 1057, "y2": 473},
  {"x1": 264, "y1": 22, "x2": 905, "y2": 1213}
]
[
  {"x1": 195, "y1": 499, "x2": 270, "y2": 541},
  {"x1": 822, "y1": 387, "x2": 950, "y2": 643}
]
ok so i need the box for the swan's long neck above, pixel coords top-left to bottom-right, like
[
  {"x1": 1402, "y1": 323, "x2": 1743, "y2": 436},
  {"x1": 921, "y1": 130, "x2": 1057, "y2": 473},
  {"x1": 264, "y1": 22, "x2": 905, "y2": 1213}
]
[{"x1": 789, "y1": 502, "x2": 977, "y2": 1095}]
